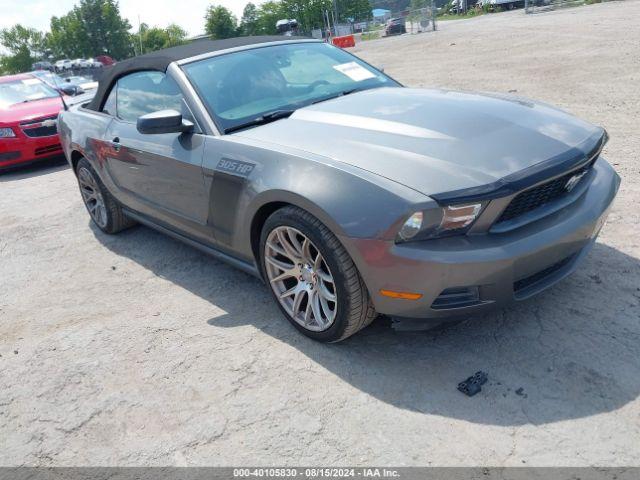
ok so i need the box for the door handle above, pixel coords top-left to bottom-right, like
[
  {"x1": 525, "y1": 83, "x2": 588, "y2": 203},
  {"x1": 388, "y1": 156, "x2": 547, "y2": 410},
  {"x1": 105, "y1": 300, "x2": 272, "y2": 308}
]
[{"x1": 112, "y1": 137, "x2": 120, "y2": 152}]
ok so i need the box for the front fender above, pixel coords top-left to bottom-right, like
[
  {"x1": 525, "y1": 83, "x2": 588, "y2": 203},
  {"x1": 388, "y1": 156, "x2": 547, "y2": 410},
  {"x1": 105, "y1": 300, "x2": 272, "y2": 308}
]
[{"x1": 217, "y1": 140, "x2": 432, "y2": 261}]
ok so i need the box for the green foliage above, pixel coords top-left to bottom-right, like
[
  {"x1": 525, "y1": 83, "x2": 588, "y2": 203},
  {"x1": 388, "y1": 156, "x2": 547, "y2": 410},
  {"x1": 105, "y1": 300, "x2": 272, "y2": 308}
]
[
  {"x1": 254, "y1": 1, "x2": 286, "y2": 34},
  {"x1": 0, "y1": 24, "x2": 47, "y2": 74},
  {"x1": 336, "y1": 0, "x2": 372, "y2": 21},
  {"x1": 165, "y1": 24, "x2": 189, "y2": 47},
  {"x1": 135, "y1": 23, "x2": 188, "y2": 54},
  {"x1": 235, "y1": 0, "x2": 371, "y2": 36},
  {"x1": 240, "y1": 3, "x2": 260, "y2": 36},
  {"x1": 47, "y1": 0, "x2": 133, "y2": 59},
  {"x1": 410, "y1": 0, "x2": 431, "y2": 8},
  {"x1": 204, "y1": 5, "x2": 238, "y2": 39}
]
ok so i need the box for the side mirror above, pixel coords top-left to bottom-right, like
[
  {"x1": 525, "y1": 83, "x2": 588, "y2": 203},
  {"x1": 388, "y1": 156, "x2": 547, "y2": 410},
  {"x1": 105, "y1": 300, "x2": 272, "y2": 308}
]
[
  {"x1": 61, "y1": 85, "x2": 83, "y2": 96},
  {"x1": 136, "y1": 109, "x2": 194, "y2": 135}
]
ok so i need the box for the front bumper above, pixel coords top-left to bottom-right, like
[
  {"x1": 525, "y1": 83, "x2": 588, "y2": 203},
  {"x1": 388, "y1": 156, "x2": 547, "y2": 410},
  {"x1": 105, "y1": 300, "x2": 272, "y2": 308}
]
[
  {"x1": 341, "y1": 158, "x2": 621, "y2": 319},
  {"x1": 0, "y1": 134, "x2": 63, "y2": 170}
]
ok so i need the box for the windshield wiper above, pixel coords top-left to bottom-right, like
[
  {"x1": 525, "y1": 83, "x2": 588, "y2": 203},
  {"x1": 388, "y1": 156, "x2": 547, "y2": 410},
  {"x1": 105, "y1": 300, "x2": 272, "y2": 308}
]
[
  {"x1": 311, "y1": 88, "x2": 361, "y2": 105},
  {"x1": 224, "y1": 109, "x2": 295, "y2": 134}
]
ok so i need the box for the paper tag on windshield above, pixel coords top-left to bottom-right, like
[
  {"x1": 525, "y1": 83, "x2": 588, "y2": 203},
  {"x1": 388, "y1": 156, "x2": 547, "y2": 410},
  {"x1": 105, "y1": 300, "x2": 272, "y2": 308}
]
[
  {"x1": 333, "y1": 62, "x2": 376, "y2": 82},
  {"x1": 22, "y1": 78, "x2": 41, "y2": 86}
]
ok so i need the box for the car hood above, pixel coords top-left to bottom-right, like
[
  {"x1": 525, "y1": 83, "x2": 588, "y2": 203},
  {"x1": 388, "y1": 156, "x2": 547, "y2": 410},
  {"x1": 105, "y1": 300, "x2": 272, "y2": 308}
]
[
  {"x1": 0, "y1": 96, "x2": 64, "y2": 125},
  {"x1": 234, "y1": 88, "x2": 603, "y2": 197}
]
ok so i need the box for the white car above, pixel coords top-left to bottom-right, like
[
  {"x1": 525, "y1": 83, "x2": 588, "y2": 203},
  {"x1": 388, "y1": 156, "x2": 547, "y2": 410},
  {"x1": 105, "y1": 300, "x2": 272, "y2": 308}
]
[
  {"x1": 65, "y1": 76, "x2": 99, "y2": 91},
  {"x1": 90, "y1": 59, "x2": 103, "y2": 68},
  {"x1": 55, "y1": 59, "x2": 73, "y2": 72},
  {"x1": 72, "y1": 58, "x2": 92, "y2": 69}
]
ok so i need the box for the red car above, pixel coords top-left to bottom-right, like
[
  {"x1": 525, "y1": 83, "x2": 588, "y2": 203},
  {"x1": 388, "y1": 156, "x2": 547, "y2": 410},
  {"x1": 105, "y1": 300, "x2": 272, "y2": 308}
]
[{"x1": 0, "y1": 73, "x2": 67, "y2": 171}]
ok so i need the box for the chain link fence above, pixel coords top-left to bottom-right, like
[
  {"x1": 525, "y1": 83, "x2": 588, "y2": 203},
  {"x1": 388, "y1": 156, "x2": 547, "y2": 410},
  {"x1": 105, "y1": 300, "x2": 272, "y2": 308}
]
[{"x1": 342, "y1": 2, "x2": 437, "y2": 42}]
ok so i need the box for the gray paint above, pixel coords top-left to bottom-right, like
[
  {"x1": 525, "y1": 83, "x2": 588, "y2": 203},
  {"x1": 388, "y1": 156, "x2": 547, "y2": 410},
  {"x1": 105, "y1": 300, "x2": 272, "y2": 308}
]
[{"x1": 58, "y1": 40, "x2": 620, "y2": 320}]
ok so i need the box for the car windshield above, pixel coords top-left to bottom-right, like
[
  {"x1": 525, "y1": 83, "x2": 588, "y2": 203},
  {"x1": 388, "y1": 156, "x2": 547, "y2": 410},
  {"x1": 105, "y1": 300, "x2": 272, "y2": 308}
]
[
  {"x1": 31, "y1": 71, "x2": 67, "y2": 88},
  {"x1": 183, "y1": 42, "x2": 399, "y2": 133},
  {"x1": 0, "y1": 77, "x2": 59, "y2": 108}
]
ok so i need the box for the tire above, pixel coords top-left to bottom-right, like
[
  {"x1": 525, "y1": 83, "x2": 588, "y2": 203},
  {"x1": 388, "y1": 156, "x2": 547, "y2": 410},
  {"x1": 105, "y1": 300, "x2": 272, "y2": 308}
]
[
  {"x1": 76, "y1": 158, "x2": 136, "y2": 234},
  {"x1": 260, "y1": 206, "x2": 376, "y2": 342}
]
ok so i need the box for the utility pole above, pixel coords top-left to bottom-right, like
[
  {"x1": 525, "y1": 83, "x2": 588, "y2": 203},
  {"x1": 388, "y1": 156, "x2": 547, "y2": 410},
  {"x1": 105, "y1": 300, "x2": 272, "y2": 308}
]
[
  {"x1": 138, "y1": 15, "x2": 143, "y2": 55},
  {"x1": 332, "y1": 0, "x2": 339, "y2": 35}
]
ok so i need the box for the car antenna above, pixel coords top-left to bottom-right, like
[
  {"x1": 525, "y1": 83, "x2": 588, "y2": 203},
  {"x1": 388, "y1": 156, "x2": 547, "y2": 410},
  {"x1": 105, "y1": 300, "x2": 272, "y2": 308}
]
[{"x1": 59, "y1": 91, "x2": 69, "y2": 111}]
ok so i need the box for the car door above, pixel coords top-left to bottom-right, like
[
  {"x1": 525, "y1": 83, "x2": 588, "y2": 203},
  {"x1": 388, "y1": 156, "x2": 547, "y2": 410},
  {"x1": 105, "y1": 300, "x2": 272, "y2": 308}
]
[{"x1": 103, "y1": 70, "x2": 210, "y2": 240}]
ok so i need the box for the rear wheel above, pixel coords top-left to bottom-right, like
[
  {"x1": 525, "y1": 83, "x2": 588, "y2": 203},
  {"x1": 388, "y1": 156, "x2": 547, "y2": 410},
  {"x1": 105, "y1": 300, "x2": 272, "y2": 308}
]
[
  {"x1": 260, "y1": 206, "x2": 376, "y2": 342},
  {"x1": 76, "y1": 158, "x2": 136, "y2": 234}
]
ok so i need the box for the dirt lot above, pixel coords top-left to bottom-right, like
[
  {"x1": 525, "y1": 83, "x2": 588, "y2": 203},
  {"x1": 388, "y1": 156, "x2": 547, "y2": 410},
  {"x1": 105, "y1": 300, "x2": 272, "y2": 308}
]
[{"x1": 1, "y1": 1, "x2": 639, "y2": 466}]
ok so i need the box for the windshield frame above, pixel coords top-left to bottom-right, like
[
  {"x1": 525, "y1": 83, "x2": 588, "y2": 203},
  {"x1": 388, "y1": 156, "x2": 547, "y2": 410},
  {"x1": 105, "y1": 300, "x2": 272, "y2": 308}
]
[{"x1": 180, "y1": 40, "x2": 402, "y2": 135}]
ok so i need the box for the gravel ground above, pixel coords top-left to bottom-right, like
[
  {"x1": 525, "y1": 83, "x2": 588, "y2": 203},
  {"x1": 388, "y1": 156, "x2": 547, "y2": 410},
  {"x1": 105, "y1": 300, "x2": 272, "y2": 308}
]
[{"x1": 1, "y1": 1, "x2": 639, "y2": 467}]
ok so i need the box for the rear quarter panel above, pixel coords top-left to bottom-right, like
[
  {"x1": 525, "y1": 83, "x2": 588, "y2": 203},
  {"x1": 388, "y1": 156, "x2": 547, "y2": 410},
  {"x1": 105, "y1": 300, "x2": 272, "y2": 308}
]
[{"x1": 58, "y1": 106, "x2": 112, "y2": 173}]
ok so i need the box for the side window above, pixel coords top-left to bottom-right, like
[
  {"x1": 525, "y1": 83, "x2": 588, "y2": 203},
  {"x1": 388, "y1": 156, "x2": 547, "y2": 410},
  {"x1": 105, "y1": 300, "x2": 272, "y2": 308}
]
[
  {"x1": 101, "y1": 86, "x2": 117, "y2": 116},
  {"x1": 116, "y1": 71, "x2": 184, "y2": 123}
]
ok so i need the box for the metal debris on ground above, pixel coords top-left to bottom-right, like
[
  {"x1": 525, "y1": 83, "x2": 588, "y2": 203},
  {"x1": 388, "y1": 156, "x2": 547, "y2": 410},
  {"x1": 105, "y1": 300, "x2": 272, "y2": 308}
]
[{"x1": 458, "y1": 371, "x2": 488, "y2": 397}]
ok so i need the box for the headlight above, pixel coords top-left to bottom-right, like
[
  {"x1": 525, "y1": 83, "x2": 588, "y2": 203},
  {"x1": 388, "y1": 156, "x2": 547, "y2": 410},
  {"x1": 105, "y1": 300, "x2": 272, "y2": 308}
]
[
  {"x1": 0, "y1": 127, "x2": 16, "y2": 138},
  {"x1": 396, "y1": 202, "x2": 485, "y2": 242}
]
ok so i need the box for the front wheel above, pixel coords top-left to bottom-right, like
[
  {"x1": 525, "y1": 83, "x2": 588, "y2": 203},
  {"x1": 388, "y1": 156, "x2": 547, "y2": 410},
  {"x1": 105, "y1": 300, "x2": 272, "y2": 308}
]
[
  {"x1": 260, "y1": 206, "x2": 376, "y2": 342},
  {"x1": 76, "y1": 158, "x2": 136, "y2": 234}
]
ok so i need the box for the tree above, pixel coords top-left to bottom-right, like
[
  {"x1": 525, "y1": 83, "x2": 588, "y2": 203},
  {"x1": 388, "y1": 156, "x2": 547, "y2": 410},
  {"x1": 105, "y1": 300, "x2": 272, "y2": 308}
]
[
  {"x1": 254, "y1": 1, "x2": 286, "y2": 34},
  {"x1": 410, "y1": 0, "x2": 431, "y2": 8},
  {"x1": 204, "y1": 5, "x2": 238, "y2": 39},
  {"x1": 279, "y1": 0, "x2": 332, "y2": 32},
  {"x1": 134, "y1": 23, "x2": 188, "y2": 54},
  {"x1": 337, "y1": 0, "x2": 373, "y2": 22},
  {"x1": 0, "y1": 24, "x2": 47, "y2": 74},
  {"x1": 48, "y1": 0, "x2": 134, "y2": 60},
  {"x1": 240, "y1": 3, "x2": 259, "y2": 36},
  {"x1": 164, "y1": 24, "x2": 188, "y2": 47}
]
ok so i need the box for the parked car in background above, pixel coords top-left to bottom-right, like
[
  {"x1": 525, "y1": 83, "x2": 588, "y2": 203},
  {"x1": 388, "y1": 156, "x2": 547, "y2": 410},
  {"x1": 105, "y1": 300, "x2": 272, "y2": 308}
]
[
  {"x1": 72, "y1": 58, "x2": 92, "y2": 69},
  {"x1": 59, "y1": 37, "x2": 619, "y2": 342},
  {"x1": 385, "y1": 17, "x2": 406, "y2": 35},
  {"x1": 54, "y1": 59, "x2": 73, "y2": 72},
  {"x1": 32, "y1": 61, "x2": 54, "y2": 71},
  {"x1": 94, "y1": 55, "x2": 115, "y2": 66},
  {"x1": 0, "y1": 73, "x2": 67, "y2": 171},
  {"x1": 65, "y1": 76, "x2": 98, "y2": 92},
  {"x1": 29, "y1": 71, "x2": 90, "y2": 97},
  {"x1": 90, "y1": 59, "x2": 103, "y2": 68}
]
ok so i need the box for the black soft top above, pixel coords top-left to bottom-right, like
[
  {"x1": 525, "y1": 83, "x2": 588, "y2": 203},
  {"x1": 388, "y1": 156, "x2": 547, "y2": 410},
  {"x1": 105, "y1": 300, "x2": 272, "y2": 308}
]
[{"x1": 87, "y1": 36, "x2": 308, "y2": 111}]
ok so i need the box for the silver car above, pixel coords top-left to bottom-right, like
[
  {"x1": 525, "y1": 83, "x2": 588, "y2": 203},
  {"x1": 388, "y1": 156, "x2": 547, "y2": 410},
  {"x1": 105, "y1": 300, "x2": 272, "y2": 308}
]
[{"x1": 58, "y1": 37, "x2": 620, "y2": 342}]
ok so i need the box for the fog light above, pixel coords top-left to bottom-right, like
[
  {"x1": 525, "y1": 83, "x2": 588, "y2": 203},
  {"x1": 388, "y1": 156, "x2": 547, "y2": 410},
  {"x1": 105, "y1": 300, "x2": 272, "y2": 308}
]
[{"x1": 398, "y1": 211, "x2": 423, "y2": 240}]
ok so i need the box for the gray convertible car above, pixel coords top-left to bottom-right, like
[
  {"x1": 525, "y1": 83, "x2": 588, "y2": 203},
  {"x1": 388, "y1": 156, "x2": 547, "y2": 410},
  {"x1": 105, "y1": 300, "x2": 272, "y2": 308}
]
[{"x1": 58, "y1": 36, "x2": 620, "y2": 342}]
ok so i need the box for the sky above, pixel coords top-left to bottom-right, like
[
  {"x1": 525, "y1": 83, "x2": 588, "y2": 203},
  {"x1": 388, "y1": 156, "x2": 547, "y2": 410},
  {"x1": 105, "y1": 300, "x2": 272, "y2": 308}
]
[{"x1": 0, "y1": 0, "x2": 264, "y2": 37}]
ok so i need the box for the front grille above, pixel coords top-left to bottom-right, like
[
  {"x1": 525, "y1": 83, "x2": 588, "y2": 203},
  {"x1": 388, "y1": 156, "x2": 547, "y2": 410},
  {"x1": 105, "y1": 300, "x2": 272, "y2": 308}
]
[
  {"x1": 21, "y1": 116, "x2": 58, "y2": 138},
  {"x1": 514, "y1": 255, "x2": 574, "y2": 293},
  {"x1": 35, "y1": 144, "x2": 62, "y2": 156},
  {"x1": 497, "y1": 162, "x2": 593, "y2": 224}
]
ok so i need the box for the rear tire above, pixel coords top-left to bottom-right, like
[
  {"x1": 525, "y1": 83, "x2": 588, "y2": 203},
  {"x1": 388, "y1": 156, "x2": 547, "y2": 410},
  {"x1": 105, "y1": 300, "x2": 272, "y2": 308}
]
[
  {"x1": 76, "y1": 158, "x2": 136, "y2": 234},
  {"x1": 260, "y1": 206, "x2": 376, "y2": 342}
]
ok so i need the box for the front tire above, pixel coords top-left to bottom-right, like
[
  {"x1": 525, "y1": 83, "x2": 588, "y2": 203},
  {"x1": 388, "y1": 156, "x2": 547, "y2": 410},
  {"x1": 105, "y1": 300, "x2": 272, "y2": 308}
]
[
  {"x1": 260, "y1": 206, "x2": 376, "y2": 342},
  {"x1": 76, "y1": 158, "x2": 136, "y2": 234}
]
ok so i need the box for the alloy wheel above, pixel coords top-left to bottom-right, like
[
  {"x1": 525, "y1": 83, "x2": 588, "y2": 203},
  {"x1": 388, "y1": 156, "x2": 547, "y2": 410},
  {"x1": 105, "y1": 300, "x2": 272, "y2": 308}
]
[
  {"x1": 78, "y1": 167, "x2": 108, "y2": 228},
  {"x1": 264, "y1": 226, "x2": 338, "y2": 331}
]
